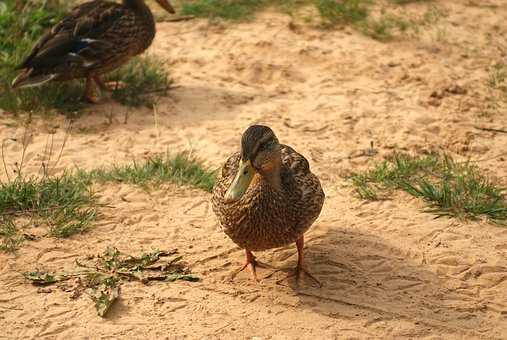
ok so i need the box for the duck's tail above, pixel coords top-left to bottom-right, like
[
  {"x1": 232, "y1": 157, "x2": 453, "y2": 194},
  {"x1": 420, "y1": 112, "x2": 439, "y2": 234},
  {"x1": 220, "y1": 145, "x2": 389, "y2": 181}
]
[{"x1": 11, "y1": 68, "x2": 57, "y2": 89}]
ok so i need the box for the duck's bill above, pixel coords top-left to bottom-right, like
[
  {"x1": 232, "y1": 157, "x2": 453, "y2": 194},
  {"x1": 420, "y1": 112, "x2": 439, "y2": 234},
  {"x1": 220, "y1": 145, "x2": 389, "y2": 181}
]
[
  {"x1": 156, "y1": 0, "x2": 175, "y2": 14},
  {"x1": 224, "y1": 159, "x2": 255, "y2": 203}
]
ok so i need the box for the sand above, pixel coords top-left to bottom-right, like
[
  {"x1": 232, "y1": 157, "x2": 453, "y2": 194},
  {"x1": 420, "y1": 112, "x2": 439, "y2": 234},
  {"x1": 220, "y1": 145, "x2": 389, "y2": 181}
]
[{"x1": 1, "y1": 1, "x2": 507, "y2": 339}]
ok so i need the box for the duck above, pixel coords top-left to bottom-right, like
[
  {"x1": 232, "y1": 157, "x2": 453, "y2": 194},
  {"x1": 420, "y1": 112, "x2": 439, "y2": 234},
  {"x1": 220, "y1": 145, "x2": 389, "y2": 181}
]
[
  {"x1": 11, "y1": 0, "x2": 175, "y2": 103},
  {"x1": 212, "y1": 125, "x2": 325, "y2": 285}
]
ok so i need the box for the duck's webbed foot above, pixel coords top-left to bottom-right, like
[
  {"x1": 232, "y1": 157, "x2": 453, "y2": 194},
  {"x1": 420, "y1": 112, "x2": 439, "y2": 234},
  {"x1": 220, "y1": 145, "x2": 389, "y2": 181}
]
[
  {"x1": 231, "y1": 249, "x2": 274, "y2": 282},
  {"x1": 295, "y1": 264, "x2": 322, "y2": 287}
]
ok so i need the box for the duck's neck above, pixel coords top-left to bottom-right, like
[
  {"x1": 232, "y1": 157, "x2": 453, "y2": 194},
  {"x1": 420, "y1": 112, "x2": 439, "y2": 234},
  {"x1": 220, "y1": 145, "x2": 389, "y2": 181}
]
[
  {"x1": 123, "y1": 0, "x2": 156, "y2": 49},
  {"x1": 259, "y1": 158, "x2": 282, "y2": 192}
]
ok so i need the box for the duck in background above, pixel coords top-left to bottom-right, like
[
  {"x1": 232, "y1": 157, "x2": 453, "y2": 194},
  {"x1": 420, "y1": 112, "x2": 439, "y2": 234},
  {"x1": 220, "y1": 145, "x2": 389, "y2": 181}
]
[{"x1": 12, "y1": 0, "x2": 175, "y2": 103}]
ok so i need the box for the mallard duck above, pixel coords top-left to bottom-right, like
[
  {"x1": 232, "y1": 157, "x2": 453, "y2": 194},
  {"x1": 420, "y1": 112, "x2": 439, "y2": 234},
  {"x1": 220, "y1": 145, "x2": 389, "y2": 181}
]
[
  {"x1": 11, "y1": 0, "x2": 174, "y2": 103},
  {"x1": 212, "y1": 125, "x2": 325, "y2": 285}
]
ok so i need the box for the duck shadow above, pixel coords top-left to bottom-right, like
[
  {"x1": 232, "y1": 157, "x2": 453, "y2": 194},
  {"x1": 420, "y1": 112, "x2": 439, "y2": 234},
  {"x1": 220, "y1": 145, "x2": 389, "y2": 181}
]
[{"x1": 254, "y1": 226, "x2": 490, "y2": 336}]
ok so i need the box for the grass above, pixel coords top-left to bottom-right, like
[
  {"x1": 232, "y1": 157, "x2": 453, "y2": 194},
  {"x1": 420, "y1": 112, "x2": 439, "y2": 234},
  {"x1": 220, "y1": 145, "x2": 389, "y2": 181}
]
[
  {"x1": 181, "y1": 0, "x2": 371, "y2": 25},
  {"x1": 316, "y1": 0, "x2": 370, "y2": 27},
  {"x1": 0, "y1": 153, "x2": 215, "y2": 252},
  {"x1": 481, "y1": 62, "x2": 507, "y2": 117},
  {"x1": 364, "y1": 13, "x2": 410, "y2": 40},
  {"x1": 389, "y1": 0, "x2": 431, "y2": 4},
  {"x1": 363, "y1": 3, "x2": 445, "y2": 41},
  {"x1": 0, "y1": 174, "x2": 98, "y2": 241},
  {"x1": 348, "y1": 154, "x2": 507, "y2": 224},
  {"x1": 180, "y1": 0, "x2": 443, "y2": 41},
  {"x1": 78, "y1": 153, "x2": 216, "y2": 193},
  {"x1": 0, "y1": 0, "x2": 170, "y2": 116},
  {"x1": 181, "y1": 0, "x2": 267, "y2": 20},
  {"x1": 0, "y1": 217, "x2": 23, "y2": 252}
]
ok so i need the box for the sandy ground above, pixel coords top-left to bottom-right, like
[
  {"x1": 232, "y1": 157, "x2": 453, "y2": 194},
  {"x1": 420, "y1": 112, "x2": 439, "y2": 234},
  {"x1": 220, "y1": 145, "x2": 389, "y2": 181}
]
[{"x1": 1, "y1": 1, "x2": 507, "y2": 339}]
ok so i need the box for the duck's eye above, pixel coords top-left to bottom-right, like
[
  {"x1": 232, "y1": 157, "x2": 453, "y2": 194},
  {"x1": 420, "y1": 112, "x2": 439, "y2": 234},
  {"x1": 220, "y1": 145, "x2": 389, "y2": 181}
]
[
  {"x1": 258, "y1": 141, "x2": 271, "y2": 152},
  {"x1": 243, "y1": 169, "x2": 248, "y2": 175}
]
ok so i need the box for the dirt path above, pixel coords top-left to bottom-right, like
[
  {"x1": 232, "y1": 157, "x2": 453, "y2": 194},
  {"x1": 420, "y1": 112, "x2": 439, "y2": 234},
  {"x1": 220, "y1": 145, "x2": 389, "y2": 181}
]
[{"x1": 1, "y1": 1, "x2": 507, "y2": 339}]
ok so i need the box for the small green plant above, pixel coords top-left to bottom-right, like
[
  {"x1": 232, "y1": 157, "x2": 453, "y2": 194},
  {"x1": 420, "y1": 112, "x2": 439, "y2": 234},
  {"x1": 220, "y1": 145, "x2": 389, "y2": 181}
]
[
  {"x1": 348, "y1": 154, "x2": 507, "y2": 224},
  {"x1": 79, "y1": 153, "x2": 216, "y2": 192},
  {"x1": 24, "y1": 247, "x2": 198, "y2": 317}
]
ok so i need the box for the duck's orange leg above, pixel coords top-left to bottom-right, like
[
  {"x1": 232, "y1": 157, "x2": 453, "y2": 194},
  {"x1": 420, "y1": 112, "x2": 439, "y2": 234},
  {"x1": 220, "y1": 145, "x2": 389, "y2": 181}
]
[
  {"x1": 83, "y1": 75, "x2": 100, "y2": 103},
  {"x1": 233, "y1": 249, "x2": 277, "y2": 282},
  {"x1": 231, "y1": 249, "x2": 277, "y2": 282},
  {"x1": 232, "y1": 249, "x2": 259, "y2": 282},
  {"x1": 276, "y1": 235, "x2": 322, "y2": 287},
  {"x1": 93, "y1": 75, "x2": 108, "y2": 91},
  {"x1": 295, "y1": 236, "x2": 322, "y2": 287}
]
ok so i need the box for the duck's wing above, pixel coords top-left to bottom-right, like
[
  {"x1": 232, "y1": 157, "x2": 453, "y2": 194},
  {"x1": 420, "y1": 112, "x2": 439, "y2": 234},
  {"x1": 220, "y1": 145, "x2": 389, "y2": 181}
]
[
  {"x1": 13, "y1": 1, "x2": 133, "y2": 88},
  {"x1": 280, "y1": 144, "x2": 310, "y2": 175},
  {"x1": 280, "y1": 144, "x2": 325, "y2": 230}
]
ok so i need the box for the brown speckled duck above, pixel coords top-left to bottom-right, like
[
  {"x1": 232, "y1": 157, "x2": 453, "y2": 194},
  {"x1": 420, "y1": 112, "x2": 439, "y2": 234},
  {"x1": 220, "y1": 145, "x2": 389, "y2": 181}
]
[
  {"x1": 212, "y1": 125, "x2": 325, "y2": 284},
  {"x1": 12, "y1": 0, "x2": 174, "y2": 103}
]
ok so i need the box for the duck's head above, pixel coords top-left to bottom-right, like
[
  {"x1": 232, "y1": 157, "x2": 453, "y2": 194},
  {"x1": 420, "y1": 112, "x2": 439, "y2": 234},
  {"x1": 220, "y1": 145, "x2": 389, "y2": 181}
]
[{"x1": 225, "y1": 125, "x2": 281, "y2": 202}]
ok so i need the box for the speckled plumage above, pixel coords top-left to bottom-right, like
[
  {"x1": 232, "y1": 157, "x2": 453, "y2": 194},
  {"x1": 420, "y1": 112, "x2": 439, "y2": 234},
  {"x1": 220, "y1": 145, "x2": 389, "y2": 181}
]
[
  {"x1": 12, "y1": 0, "x2": 171, "y2": 89},
  {"x1": 212, "y1": 144, "x2": 325, "y2": 252}
]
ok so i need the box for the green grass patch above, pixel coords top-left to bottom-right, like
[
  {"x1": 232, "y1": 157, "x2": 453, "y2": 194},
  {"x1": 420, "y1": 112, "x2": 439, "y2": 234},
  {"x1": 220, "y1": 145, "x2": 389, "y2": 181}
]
[
  {"x1": 480, "y1": 62, "x2": 507, "y2": 117},
  {"x1": 180, "y1": 0, "x2": 442, "y2": 42},
  {"x1": 316, "y1": 0, "x2": 370, "y2": 26},
  {"x1": 362, "y1": 3, "x2": 445, "y2": 41},
  {"x1": 348, "y1": 154, "x2": 507, "y2": 224},
  {"x1": 0, "y1": 216, "x2": 23, "y2": 252},
  {"x1": 0, "y1": 153, "x2": 215, "y2": 252},
  {"x1": 363, "y1": 13, "x2": 410, "y2": 40},
  {"x1": 0, "y1": 174, "x2": 98, "y2": 244},
  {"x1": 0, "y1": 0, "x2": 170, "y2": 115},
  {"x1": 180, "y1": 0, "x2": 371, "y2": 24},
  {"x1": 79, "y1": 153, "x2": 216, "y2": 193},
  {"x1": 389, "y1": 0, "x2": 431, "y2": 4},
  {"x1": 181, "y1": 0, "x2": 266, "y2": 20}
]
